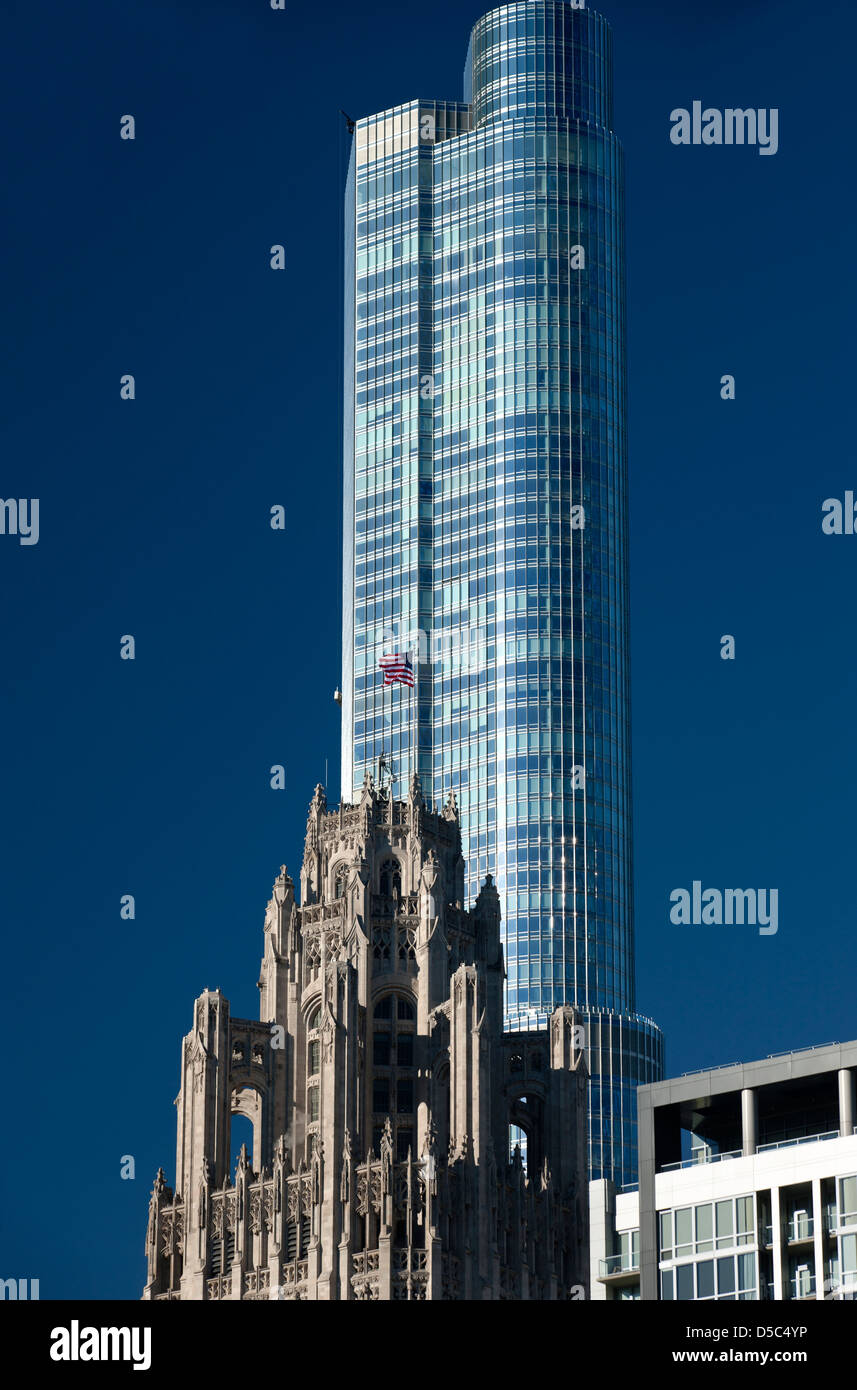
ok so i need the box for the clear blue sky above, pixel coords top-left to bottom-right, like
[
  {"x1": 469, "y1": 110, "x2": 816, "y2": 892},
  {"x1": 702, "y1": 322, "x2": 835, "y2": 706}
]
[{"x1": 1, "y1": 0, "x2": 855, "y2": 1298}]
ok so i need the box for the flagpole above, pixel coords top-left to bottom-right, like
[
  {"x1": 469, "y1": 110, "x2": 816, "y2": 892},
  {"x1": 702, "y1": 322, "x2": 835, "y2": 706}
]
[{"x1": 377, "y1": 648, "x2": 417, "y2": 798}]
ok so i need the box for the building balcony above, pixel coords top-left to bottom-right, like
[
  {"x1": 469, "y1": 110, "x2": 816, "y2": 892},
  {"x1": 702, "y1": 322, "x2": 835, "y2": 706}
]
[
  {"x1": 789, "y1": 1273, "x2": 816, "y2": 1300},
  {"x1": 786, "y1": 1216, "x2": 814, "y2": 1245},
  {"x1": 756, "y1": 1129, "x2": 839, "y2": 1154},
  {"x1": 598, "y1": 1253, "x2": 640, "y2": 1287},
  {"x1": 660, "y1": 1126, "x2": 849, "y2": 1176},
  {"x1": 828, "y1": 1209, "x2": 857, "y2": 1235},
  {"x1": 660, "y1": 1148, "x2": 742, "y2": 1173},
  {"x1": 828, "y1": 1270, "x2": 857, "y2": 1300}
]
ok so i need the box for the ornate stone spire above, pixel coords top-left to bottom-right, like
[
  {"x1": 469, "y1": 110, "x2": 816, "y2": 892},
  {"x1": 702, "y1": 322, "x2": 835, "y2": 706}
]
[
  {"x1": 273, "y1": 864, "x2": 293, "y2": 902},
  {"x1": 409, "y1": 769, "x2": 425, "y2": 809},
  {"x1": 474, "y1": 872, "x2": 502, "y2": 964},
  {"x1": 143, "y1": 777, "x2": 588, "y2": 1302}
]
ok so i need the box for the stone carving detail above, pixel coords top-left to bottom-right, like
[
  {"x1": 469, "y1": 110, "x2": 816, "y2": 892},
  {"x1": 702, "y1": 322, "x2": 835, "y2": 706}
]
[
  {"x1": 250, "y1": 1192, "x2": 262, "y2": 1235},
  {"x1": 428, "y1": 1000, "x2": 450, "y2": 1033},
  {"x1": 321, "y1": 1011, "x2": 335, "y2": 1062},
  {"x1": 370, "y1": 1168, "x2": 382, "y2": 1213},
  {"x1": 372, "y1": 921, "x2": 392, "y2": 962},
  {"x1": 397, "y1": 923, "x2": 417, "y2": 964},
  {"x1": 224, "y1": 1193, "x2": 237, "y2": 1233},
  {"x1": 340, "y1": 1130, "x2": 352, "y2": 1204},
  {"x1": 394, "y1": 1172, "x2": 409, "y2": 1212},
  {"x1": 244, "y1": 1269, "x2": 271, "y2": 1299},
  {"x1": 305, "y1": 936, "x2": 322, "y2": 985},
  {"x1": 210, "y1": 1196, "x2": 224, "y2": 1241}
]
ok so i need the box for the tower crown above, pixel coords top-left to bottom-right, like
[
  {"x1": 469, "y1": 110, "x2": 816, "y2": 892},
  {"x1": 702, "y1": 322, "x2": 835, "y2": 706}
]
[
  {"x1": 467, "y1": 1, "x2": 613, "y2": 129},
  {"x1": 144, "y1": 783, "x2": 588, "y2": 1301}
]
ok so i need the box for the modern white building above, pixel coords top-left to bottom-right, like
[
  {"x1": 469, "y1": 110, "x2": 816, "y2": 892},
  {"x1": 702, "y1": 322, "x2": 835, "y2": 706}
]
[{"x1": 590, "y1": 1040, "x2": 857, "y2": 1301}]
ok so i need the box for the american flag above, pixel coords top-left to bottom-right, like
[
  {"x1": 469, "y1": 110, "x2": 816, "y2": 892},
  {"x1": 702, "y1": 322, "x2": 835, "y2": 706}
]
[{"x1": 379, "y1": 652, "x2": 414, "y2": 687}]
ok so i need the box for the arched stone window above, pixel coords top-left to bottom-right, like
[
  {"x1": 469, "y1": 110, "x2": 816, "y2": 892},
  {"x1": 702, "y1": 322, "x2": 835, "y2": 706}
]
[
  {"x1": 509, "y1": 1094, "x2": 543, "y2": 1178},
  {"x1": 306, "y1": 1006, "x2": 322, "y2": 1143},
  {"x1": 305, "y1": 936, "x2": 321, "y2": 985},
  {"x1": 379, "y1": 859, "x2": 401, "y2": 898},
  {"x1": 509, "y1": 1123, "x2": 529, "y2": 1172},
  {"x1": 371, "y1": 993, "x2": 416, "y2": 1160},
  {"x1": 230, "y1": 1090, "x2": 261, "y2": 1173}
]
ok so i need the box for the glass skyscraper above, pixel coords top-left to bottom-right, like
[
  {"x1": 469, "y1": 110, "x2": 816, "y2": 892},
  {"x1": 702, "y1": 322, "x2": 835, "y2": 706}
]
[{"x1": 341, "y1": 0, "x2": 663, "y2": 1185}]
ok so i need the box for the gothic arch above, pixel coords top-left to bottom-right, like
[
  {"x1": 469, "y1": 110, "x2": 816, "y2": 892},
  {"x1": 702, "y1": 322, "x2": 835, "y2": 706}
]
[
  {"x1": 230, "y1": 1085, "x2": 264, "y2": 1171},
  {"x1": 508, "y1": 1091, "x2": 545, "y2": 1176},
  {"x1": 331, "y1": 860, "x2": 350, "y2": 900},
  {"x1": 377, "y1": 856, "x2": 402, "y2": 898}
]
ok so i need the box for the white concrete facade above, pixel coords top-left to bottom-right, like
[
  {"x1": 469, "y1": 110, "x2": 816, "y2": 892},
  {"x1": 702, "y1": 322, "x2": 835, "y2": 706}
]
[{"x1": 591, "y1": 1042, "x2": 857, "y2": 1302}]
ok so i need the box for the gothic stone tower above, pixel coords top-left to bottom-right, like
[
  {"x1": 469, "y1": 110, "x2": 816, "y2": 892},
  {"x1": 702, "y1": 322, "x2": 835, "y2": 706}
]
[{"x1": 143, "y1": 776, "x2": 589, "y2": 1301}]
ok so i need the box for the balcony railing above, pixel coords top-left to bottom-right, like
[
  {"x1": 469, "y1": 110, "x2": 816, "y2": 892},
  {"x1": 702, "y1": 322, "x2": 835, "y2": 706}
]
[
  {"x1": 787, "y1": 1216, "x2": 814, "y2": 1242},
  {"x1": 598, "y1": 1253, "x2": 640, "y2": 1278},
  {"x1": 757, "y1": 1130, "x2": 839, "y2": 1153},
  {"x1": 680, "y1": 1041, "x2": 840, "y2": 1080},
  {"x1": 659, "y1": 1125, "x2": 848, "y2": 1173},
  {"x1": 832, "y1": 1270, "x2": 857, "y2": 1298},
  {"x1": 830, "y1": 1209, "x2": 857, "y2": 1232},
  {"x1": 790, "y1": 1273, "x2": 816, "y2": 1299},
  {"x1": 661, "y1": 1148, "x2": 742, "y2": 1173}
]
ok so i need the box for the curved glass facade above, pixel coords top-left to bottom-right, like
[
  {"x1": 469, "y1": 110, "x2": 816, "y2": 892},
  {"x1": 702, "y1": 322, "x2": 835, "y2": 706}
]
[{"x1": 341, "y1": 1, "x2": 663, "y2": 1185}]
